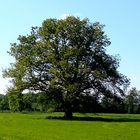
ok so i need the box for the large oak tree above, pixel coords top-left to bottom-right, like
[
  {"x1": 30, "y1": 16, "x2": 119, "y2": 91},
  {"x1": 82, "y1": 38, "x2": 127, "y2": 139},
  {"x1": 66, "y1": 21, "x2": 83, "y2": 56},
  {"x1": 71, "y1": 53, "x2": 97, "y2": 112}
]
[{"x1": 3, "y1": 16, "x2": 129, "y2": 118}]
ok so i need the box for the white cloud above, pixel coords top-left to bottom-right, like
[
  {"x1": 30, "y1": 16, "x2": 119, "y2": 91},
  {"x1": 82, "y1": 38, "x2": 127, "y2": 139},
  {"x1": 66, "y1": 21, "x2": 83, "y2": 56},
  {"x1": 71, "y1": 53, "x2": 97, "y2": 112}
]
[
  {"x1": 0, "y1": 78, "x2": 10, "y2": 94},
  {"x1": 60, "y1": 13, "x2": 81, "y2": 19},
  {"x1": 61, "y1": 14, "x2": 70, "y2": 19}
]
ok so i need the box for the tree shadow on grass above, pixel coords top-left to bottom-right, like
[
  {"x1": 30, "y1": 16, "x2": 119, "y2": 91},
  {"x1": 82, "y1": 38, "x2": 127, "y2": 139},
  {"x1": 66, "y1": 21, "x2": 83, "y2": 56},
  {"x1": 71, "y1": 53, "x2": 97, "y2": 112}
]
[{"x1": 46, "y1": 116, "x2": 140, "y2": 122}]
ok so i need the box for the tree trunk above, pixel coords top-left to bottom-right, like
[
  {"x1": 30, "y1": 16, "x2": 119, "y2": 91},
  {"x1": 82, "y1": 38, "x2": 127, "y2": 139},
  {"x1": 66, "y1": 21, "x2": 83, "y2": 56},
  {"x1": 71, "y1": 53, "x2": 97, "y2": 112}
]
[{"x1": 64, "y1": 101, "x2": 73, "y2": 119}]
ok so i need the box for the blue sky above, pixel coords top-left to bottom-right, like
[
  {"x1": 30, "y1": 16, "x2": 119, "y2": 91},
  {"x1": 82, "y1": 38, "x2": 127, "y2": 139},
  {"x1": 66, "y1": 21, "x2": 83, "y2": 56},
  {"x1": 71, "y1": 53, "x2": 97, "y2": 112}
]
[{"x1": 0, "y1": 0, "x2": 140, "y2": 94}]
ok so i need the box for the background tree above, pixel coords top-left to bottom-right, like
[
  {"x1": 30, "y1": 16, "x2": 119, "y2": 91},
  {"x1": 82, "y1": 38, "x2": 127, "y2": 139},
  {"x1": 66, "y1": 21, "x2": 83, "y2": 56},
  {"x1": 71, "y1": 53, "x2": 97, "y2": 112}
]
[
  {"x1": 72, "y1": 92, "x2": 102, "y2": 113},
  {"x1": 125, "y1": 87, "x2": 140, "y2": 114},
  {"x1": 7, "y1": 87, "x2": 23, "y2": 112},
  {"x1": 101, "y1": 95, "x2": 125, "y2": 113},
  {"x1": 0, "y1": 94, "x2": 9, "y2": 111},
  {"x1": 22, "y1": 92, "x2": 34, "y2": 111},
  {"x1": 3, "y1": 16, "x2": 129, "y2": 118}
]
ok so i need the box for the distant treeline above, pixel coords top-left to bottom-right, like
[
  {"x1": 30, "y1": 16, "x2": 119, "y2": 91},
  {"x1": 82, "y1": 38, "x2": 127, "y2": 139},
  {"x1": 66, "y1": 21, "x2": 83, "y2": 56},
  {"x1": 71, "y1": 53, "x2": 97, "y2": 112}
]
[{"x1": 0, "y1": 87, "x2": 139, "y2": 114}]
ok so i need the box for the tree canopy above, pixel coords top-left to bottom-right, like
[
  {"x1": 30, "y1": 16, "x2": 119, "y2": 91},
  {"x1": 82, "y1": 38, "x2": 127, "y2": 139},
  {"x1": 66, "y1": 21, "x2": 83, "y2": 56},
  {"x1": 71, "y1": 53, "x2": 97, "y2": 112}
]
[{"x1": 3, "y1": 16, "x2": 129, "y2": 118}]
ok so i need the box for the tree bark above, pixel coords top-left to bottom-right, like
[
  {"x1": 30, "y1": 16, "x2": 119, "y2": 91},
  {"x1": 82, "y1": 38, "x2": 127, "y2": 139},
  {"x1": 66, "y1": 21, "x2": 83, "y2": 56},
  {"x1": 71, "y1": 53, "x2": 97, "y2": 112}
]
[{"x1": 64, "y1": 101, "x2": 73, "y2": 119}]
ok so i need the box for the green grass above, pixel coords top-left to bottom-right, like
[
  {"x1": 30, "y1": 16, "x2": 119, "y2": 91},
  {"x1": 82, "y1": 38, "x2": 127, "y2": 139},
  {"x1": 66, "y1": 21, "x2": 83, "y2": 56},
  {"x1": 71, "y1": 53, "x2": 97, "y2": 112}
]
[{"x1": 0, "y1": 112, "x2": 140, "y2": 140}]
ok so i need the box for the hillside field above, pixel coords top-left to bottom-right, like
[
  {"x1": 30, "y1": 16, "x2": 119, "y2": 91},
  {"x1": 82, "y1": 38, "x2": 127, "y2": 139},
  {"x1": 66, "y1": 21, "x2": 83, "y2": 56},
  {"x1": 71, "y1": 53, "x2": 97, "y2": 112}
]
[{"x1": 0, "y1": 112, "x2": 140, "y2": 140}]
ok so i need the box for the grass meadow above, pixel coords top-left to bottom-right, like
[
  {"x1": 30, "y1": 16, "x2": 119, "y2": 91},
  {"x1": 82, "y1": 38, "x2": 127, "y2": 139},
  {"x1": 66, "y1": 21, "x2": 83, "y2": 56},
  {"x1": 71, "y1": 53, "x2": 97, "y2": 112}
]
[{"x1": 0, "y1": 112, "x2": 140, "y2": 140}]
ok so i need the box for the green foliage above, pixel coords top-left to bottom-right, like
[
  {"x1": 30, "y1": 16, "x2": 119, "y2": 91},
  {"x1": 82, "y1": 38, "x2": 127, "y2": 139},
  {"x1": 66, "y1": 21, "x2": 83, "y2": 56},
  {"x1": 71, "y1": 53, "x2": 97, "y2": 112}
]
[
  {"x1": 101, "y1": 95, "x2": 125, "y2": 113},
  {"x1": 3, "y1": 16, "x2": 129, "y2": 118},
  {"x1": 22, "y1": 92, "x2": 34, "y2": 111},
  {"x1": 7, "y1": 88, "x2": 23, "y2": 112},
  {"x1": 0, "y1": 94, "x2": 9, "y2": 111}
]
